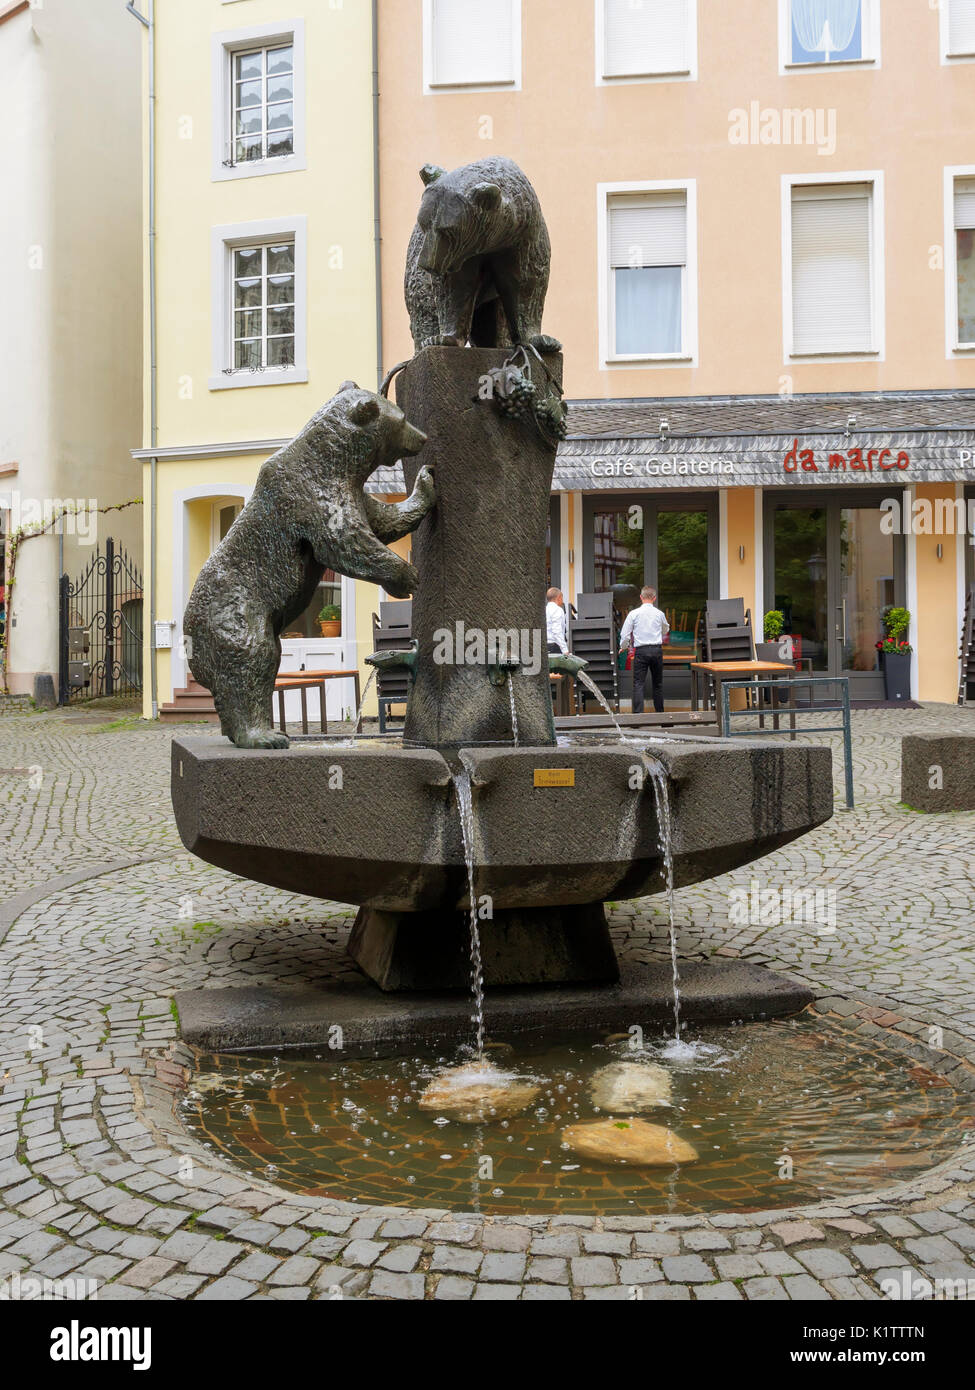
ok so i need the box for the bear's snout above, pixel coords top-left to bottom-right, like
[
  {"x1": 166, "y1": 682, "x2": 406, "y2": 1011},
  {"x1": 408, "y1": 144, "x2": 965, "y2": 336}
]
[{"x1": 400, "y1": 424, "x2": 428, "y2": 456}]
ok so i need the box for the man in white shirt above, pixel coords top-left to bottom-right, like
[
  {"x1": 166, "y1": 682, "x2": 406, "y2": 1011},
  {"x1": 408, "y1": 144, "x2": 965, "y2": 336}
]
[
  {"x1": 619, "y1": 586, "x2": 670, "y2": 714},
  {"x1": 545, "y1": 587, "x2": 568, "y2": 655}
]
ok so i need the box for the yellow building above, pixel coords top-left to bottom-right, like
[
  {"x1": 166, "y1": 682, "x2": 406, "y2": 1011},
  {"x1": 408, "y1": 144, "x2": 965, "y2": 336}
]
[
  {"x1": 372, "y1": 0, "x2": 975, "y2": 705},
  {"x1": 134, "y1": 0, "x2": 381, "y2": 723}
]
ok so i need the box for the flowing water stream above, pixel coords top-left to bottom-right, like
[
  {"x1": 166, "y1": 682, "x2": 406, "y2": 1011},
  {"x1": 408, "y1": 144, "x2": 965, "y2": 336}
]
[
  {"x1": 575, "y1": 670, "x2": 626, "y2": 739},
  {"x1": 453, "y1": 756, "x2": 485, "y2": 1058},
  {"x1": 642, "y1": 755, "x2": 681, "y2": 1045},
  {"x1": 506, "y1": 671, "x2": 519, "y2": 745},
  {"x1": 350, "y1": 668, "x2": 377, "y2": 744}
]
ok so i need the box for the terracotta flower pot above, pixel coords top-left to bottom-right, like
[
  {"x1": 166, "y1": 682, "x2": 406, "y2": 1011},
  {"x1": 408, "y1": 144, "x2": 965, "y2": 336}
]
[{"x1": 318, "y1": 620, "x2": 341, "y2": 638}]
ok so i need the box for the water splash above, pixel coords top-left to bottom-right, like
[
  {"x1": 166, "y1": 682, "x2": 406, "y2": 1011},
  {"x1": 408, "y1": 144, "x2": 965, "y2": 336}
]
[
  {"x1": 576, "y1": 670, "x2": 625, "y2": 740},
  {"x1": 506, "y1": 671, "x2": 519, "y2": 745},
  {"x1": 351, "y1": 668, "x2": 377, "y2": 745},
  {"x1": 642, "y1": 755, "x2": 682, "y2": 1044},
  {"x1": 453, "y1": 754, "x2": 485, "y2": 1058}
]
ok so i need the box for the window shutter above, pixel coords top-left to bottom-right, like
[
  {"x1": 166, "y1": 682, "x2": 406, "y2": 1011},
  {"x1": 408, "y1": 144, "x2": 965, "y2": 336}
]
[
  {"x1": 949, "y1": 0, "x2": 975, "y2": 55},
  {"x1": 609, "y1": 193, "x2": 687, "y2": 268},
  {"x1": 955, "y1": 178, "x2": 975, "y2": 230},
  {"x1": 603, "y1": 0, "x2": 690, "y2": 78},
  {"x1": 792, "y1": 184, "x2": 873, "y2": 355},
  {"x1": 431, "y1": 0, "x2": 516, "y2": 86}
]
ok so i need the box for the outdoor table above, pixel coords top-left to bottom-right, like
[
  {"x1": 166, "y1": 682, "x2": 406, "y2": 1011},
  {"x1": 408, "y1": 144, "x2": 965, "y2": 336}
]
[
  {"x1": 274, "y1": 668, "x2": 363, "y2": 735},
  {"x1": 691, "y1": 660, "x2": 797, "y2": 735}
]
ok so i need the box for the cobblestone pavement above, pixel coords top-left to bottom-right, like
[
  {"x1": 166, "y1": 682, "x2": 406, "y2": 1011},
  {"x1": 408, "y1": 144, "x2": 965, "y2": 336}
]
[{"x1": 2, "y1": 703, "x2": 975, "y2": 1301}]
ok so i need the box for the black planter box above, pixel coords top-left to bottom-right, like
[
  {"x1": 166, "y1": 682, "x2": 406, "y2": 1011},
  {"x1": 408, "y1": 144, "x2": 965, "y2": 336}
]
[{"x1": 881, "y1": 651, "x2": 912, "y2": 702}]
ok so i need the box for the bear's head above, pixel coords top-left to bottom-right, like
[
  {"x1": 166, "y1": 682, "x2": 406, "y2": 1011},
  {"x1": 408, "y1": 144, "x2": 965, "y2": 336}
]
[
  {"x1": 335, "y1": 382, "x2": 427, "y2": 472},
  {"x1": 416, "y1": 164, "x2": 507, "y2": 276}
]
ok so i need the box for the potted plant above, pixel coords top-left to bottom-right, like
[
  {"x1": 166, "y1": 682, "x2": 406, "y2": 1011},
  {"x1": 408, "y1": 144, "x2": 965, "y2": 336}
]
[
  {"x1": 756, "y1": 609, "x2": 793, "y2": 664},
  {"x1": 877, "y1": 606, "x2": 912, "y2": 701},
  {"x1": 317, "y1": 604, "x2": 341, "y2": 638}
]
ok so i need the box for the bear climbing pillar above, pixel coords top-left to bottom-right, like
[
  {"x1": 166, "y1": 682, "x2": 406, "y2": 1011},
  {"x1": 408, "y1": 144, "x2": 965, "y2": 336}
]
[{"x1": 397, "y1": 346, "x2": 560, "y2": 748}]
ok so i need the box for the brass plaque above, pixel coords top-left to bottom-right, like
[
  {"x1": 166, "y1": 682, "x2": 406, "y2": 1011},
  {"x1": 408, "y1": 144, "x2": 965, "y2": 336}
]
[{"x1": 534, "y1": 768, "x2": 575, "y2": 788}]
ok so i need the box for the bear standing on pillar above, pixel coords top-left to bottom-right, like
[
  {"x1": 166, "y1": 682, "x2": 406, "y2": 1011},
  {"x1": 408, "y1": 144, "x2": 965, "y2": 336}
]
[
  {"x1": 183, "y1": 383, "x2": 436, "y2": 749},
  {"x1": 405, "y1": 157, "x2": 561, "y2": 356}
]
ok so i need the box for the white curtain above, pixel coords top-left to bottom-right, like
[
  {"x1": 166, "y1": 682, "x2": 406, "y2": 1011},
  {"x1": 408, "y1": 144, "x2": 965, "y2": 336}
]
[
  {"x1": 615, "y1": 267, "x2": 682, "y2": 355},
  {"x1": 791, "y1": 0, "x2": 860, "y2": 58}
]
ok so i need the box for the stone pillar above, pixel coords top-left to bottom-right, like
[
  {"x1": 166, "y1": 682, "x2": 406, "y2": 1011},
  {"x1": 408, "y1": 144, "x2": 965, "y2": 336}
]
[{"x1": 397, "y1": 347, "x2": 560, "y2": 748}]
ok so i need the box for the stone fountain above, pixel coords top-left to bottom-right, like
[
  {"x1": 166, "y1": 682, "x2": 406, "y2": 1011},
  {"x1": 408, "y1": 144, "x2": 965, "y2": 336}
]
[{"x1": 171, "y1": 158, "x2": 832, "y2": 1049}]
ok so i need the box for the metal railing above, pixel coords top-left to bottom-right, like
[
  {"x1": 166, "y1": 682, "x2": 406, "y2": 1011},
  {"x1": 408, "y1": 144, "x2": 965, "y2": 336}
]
[{"x1": 720, "y1": 675, "x2": 854, "y2": 810}]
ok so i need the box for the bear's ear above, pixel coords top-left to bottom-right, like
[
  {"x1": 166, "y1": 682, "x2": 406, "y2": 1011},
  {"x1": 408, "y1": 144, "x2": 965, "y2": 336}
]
[
  {"x1": 420, "y1": 163, "x2": 446, "y2": 187},
  {"x1": 349, "y1": 396, "x2": 381, "y2": 427},
  {"x1": 339, "y1": 379, "x2": 359, "y2": 392},
  {"x1": 471, "y1": 182, "x2": 502, "y2": 211}
]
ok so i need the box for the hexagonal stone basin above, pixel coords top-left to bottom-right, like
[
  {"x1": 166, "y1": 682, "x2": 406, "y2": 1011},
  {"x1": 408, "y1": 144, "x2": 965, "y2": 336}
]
[{"x1": 179, "y1": 1015, "x2": 973, "y2": 1217}]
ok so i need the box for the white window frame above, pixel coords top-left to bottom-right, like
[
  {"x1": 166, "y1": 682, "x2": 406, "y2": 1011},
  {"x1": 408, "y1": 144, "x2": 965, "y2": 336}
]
[
  {"x1": 422, "y1": 0, "x2": 522, "y2": 94},
  {"x1": 945, "y1": 165, "x2": 975, "y2": 355},
  {"x1": 781, "y1": 171, "x2": 885, "y2": 364},
  {"x1": 210, "y1": 216, "x2": 308, "y2": 391},
  {"x1": 597, "y1": 179, "x2": 698, "y2": 369},
  {"x1": 941, "y1": 0, "x2": 975, "y2": 62},
  {"x1": 595, "y1": 0, "x2": 698, "y2": 85},
  {"x1": 211, "y1": 18, "x2": 306, "y2": 183},
  {"x1": 778, "y1": 0, "x2": 881, "y2": 75}
]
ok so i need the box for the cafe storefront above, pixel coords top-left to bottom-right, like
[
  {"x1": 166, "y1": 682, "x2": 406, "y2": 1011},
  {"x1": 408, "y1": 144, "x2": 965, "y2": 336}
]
[{"x1": 552, "y1": 391, "x2": 975, "y2": 706}]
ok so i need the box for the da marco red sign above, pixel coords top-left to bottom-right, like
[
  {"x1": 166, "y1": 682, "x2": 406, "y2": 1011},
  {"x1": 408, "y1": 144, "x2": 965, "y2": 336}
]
[{"x1": 783, "y1": 439, "x2": 911, "y2": 474}]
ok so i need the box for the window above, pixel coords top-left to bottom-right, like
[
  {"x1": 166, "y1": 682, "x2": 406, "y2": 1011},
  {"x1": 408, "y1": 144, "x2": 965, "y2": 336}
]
[
  {"x1": 211, "y1": 20, "x2": 306, "y2": 181},
  {"x1": 781, "y1": 0, "x2": 878, "y2": 69},
  {"x1": 945, "y1": 0, "x2": 975, "y2": 58},
  {"x1": 606, "y1": 190, "x2": 689, "y2": 358},
  {"x1": 232, "y1": 241, "x2": 296, "y2": 371},
  {"x1": 424, "y1": 0, "x2": 520, "y2": 91},
  {"x1": 232, "y1": 43, "x2": 295, "y2": 165},
  {"x1": 210, "y1": 217, "x2": 307, "y2": 390},
  {"x1": 788, "y1": 181, "x2": 880, "y2": 357},
  {"x1": 598, "y1": 0, "x2": 696, "y2": 82},
  {"x1": 953, "y1": 177, "x2": 975, "y2": 348}
]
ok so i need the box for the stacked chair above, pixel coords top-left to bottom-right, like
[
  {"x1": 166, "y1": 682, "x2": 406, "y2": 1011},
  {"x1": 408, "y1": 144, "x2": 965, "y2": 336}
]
[
  {"x1": 371, "y1": 600, "x2": 413, "y2": 733},
  {"x1": 569, "y1": 593, "x2": 620, "y2": 713},
  {"x1": 701, "y1": 598, "x2": 755, "y2": 710}
]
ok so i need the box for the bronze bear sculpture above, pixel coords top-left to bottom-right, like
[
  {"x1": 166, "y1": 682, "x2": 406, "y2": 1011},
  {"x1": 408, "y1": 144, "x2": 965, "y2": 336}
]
[
  {"x1": 405, "y1": 156, "x2": 561, "y2": 355},
  {"x1": 183, "y1": 383, "x2": 435, "y2": 749}
]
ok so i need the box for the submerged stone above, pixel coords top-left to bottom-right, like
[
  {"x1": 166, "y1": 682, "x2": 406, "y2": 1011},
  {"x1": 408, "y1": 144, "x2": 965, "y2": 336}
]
[
  {"x1": 561, "y1": 1118, "x2": 699, "y2": 1167},
  {"x1": 590, "y1": 1061, "x2": 672, "y2": 1113},
  {"x1": 418, "y1": 1065, "x2": 540, "y2": 1124}
]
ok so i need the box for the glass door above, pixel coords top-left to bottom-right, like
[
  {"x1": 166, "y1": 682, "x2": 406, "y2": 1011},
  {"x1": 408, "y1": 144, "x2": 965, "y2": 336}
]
[
  {"x1": 767, "y1": 493, "x2": 903, "y2": 699},
  {"x1": 836, "y1": 506, "x2": 895, "y2": 680},
  {"x1": 771, "y1": 504, "x2": 829, "y2": 671}
]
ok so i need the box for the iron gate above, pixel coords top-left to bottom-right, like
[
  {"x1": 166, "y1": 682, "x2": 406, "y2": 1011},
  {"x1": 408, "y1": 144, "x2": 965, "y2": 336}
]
[{"x1": 59, "y1": 539, "x2": 143, "y2": 704}]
